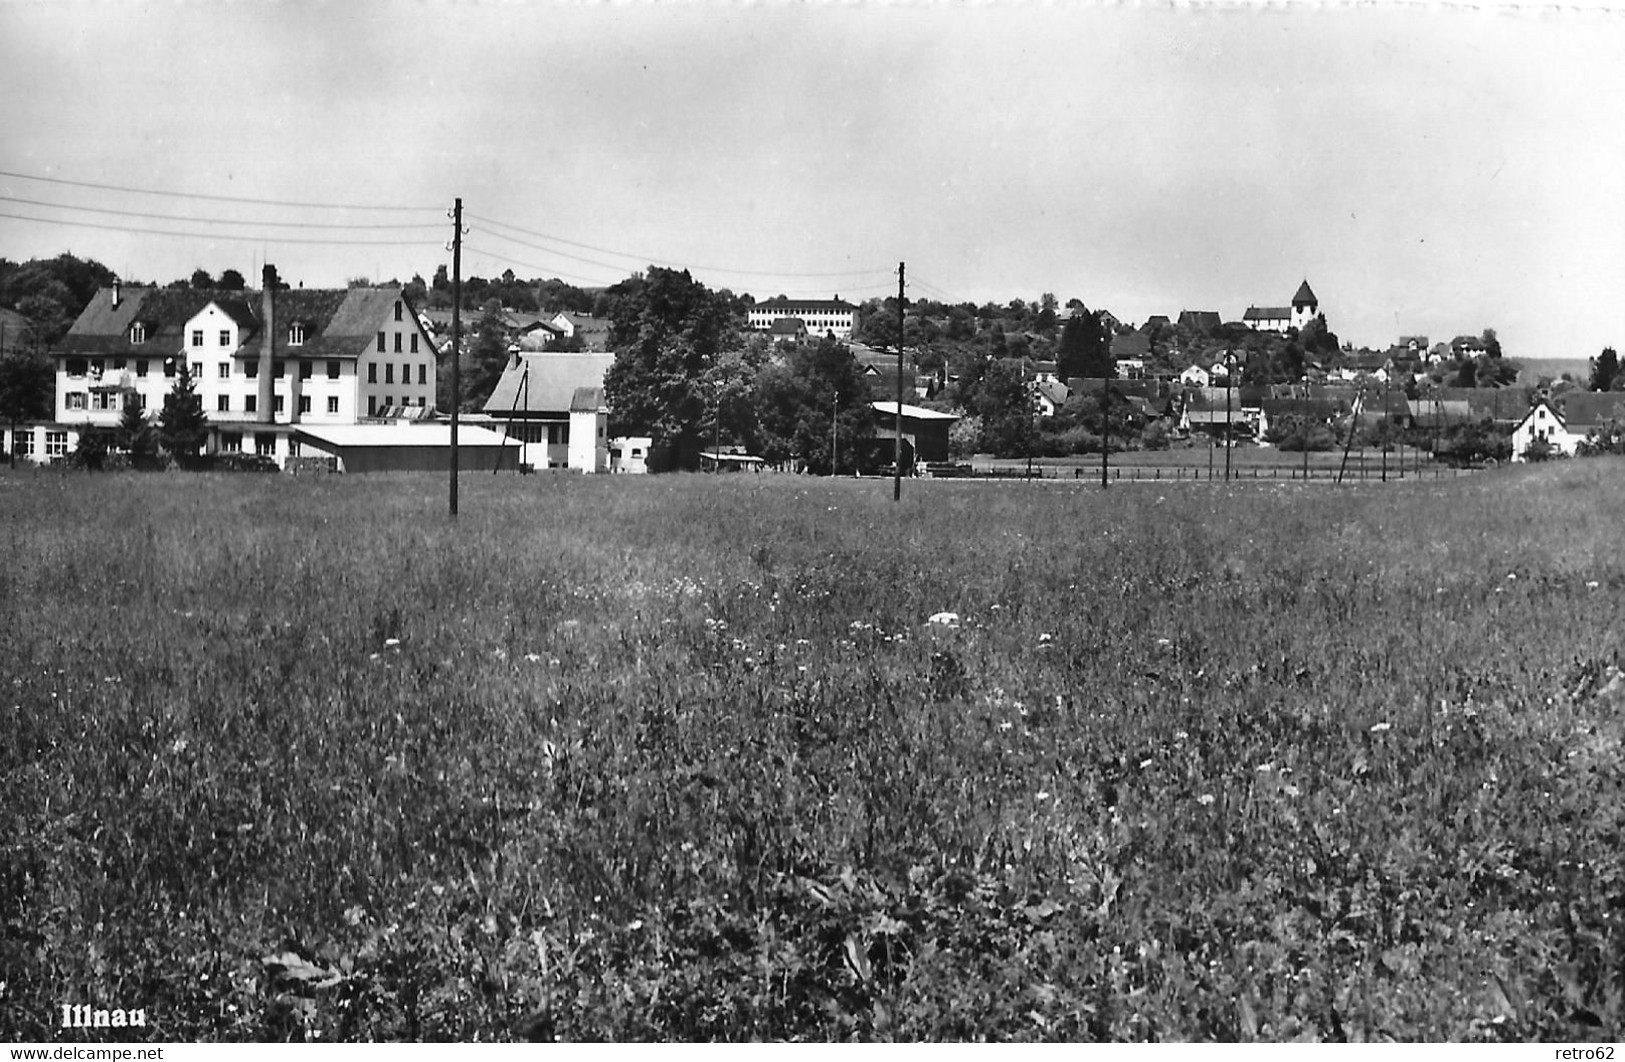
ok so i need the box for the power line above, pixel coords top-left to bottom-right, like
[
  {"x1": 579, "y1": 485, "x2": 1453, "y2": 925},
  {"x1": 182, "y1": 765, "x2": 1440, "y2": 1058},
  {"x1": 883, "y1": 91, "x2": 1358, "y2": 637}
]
[
  {"x1": 0, "y1": 210, "x2": 444, "y2": 247},
  {"x1": 0, "y1": 169, "x2": 442, "y2": 213},
  {"x1": 0, "y1": 195, "x2": 445, "y2": 231},
  {"x1": 464, "y1": 244, "x2": 896, "y2": 298},
  {"x1": 469, "y1": 211, "x2": 894, "y2": 280}
]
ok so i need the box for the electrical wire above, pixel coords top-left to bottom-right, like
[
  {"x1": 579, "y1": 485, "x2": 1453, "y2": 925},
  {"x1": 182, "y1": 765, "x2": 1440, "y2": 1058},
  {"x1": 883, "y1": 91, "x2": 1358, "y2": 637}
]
[
  {"x1": 0, "y1": 169, "x2": 442, "y2": 213},
  {"x1": 0, "y1": 211, "x2": 444, "y2": 247},
  {"x1": 469, "y1": 212, "x2": 894, "y2": 281},
  {"x1": 0, "y1": 195, "x2": 445, "y2": 231}
]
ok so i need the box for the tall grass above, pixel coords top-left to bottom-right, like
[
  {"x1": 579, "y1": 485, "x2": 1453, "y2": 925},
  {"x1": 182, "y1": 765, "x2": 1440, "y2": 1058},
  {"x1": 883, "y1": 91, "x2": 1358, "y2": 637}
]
[{"x1": 2, "y1": 463, "x2": 1622, "y2": 1040}]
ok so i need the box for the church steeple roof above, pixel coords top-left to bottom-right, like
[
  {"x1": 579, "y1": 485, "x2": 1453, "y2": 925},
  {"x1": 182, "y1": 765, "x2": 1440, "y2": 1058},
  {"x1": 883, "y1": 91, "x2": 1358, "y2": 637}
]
[{"x1": 1292, "y1": 280, "x2": 1318, "y2": 307}]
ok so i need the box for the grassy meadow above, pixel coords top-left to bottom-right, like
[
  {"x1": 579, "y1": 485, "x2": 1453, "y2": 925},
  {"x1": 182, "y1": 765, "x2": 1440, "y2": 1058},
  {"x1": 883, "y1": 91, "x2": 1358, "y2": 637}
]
[{"x1": 3, "y1": 462, "x2": 1624, "y2": 1041}]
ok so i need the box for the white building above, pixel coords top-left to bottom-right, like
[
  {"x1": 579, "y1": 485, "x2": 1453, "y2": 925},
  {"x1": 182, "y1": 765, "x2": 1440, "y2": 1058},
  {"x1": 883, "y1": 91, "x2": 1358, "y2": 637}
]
[
  {"x1": 481, "y1": 352, "x2": 615, "y2": 472},
  {"x1": 10, "y1": 268, "x2": 440, "y2": 467},
  {"x1": 1243, "y1": 280, "x2": 1319, "y2": 334},
  {"x1": 747, "y1": 297, "x2": 857, "y2": 339}
]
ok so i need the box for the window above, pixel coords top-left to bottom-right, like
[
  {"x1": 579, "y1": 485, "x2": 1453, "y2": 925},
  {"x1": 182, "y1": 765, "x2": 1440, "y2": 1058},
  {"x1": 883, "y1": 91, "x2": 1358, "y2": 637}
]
[
  {"x1": 394, "y1": 300, "x2": 403, "y2": 321},
  {"x1": 299, "y1": 396, "x2": 311, "y2": 414},
  {"x1": 288, "y1": 438, "x2": 301, "y2": 458},
  {"x1": 219, "y1": 362, "x2": 230, "y2": 379},
  {"x1": 367, "y1": 395, "x2": 377, "y2": 416},
  {"x1": 66, "y1": 359, "x2": 87, "y2": 377},
  {"x1": 245, "y1": 360, "x2": 258, "y2": 379},
  {"x1": 113, "y1": 358, "x2": 126, "y2": 371},
  {"x1": 410, "y1": 333, "x2": 419, "y2": 354},
  {"x1": 327, "y1": 360, "x2": 340, "y2": 380},
  {"x1": 45, "y1": 432, "x2": 68, "y2": 458},
  {"x1": 256, "y1": 435, "x2": 276, "y2": 457},
  {"x1": 376, "y1": 332, "x2": 386, "y2": 352},
  {"x1": 418, "y1": 364, "x2": 427, "y2": 385},
  {"x1": 130, "y1": 323, "x2": 146, "y2": 344},
  {"x1": 133, "y1": 393, "x2": 147, "y2": 410},
  {"x1": 221, "y1": 432, "x2": 242, "y2": 453},
  {"x1": 274, "y1": 360, "x2": 286, "y2": 378},
  {"x1": 217, "y1": 396, "x2": 230, "y2": 412},
  {"x1": 92, "y1": 392, "x2": 118, "y2": 411},
  {"x1": 14, "y1": 431, "x2": 32, "y2": 457},
  {"x1": 91, "y1": 358, "x2": 105, "y2": 375},
  {"x1": 367, "y1": 362, "x2": 377, "y2": 384},
  {"x1": 393, "y1": 333, "x2": 402, "y2": 353},
  {"x1": 244, "y1": 395, "x2": 257, "y2": 414},
  {"x1": 135, "y1": 360, "x2": 149, "y2": 377},
  {"x1": 191, "y1": 362, "x2": 202, "y2": 379},
  {"x1": 273, "y1": 395, "x2": 285, "y2": 414},
  {"x1": 299, "y1": 360, "x2": 312, "y2": 381},
  {"x1": 66, "y1": 392, "x2": 87, "y2": 410},
  {"x1": 417, "y1": 396, "x2": 427, "y2": 407},
  {"x1": 192, "y1": 330, "x2": 204, "y2": 347},
  {"x1": 383, "y1": 395, "x2": 392, "y2": 408},
  {"x1": 385, "y1": 363, "x2": 394, "y2": 385},
  {"x1": 327, "y1": 396, "x2": 339, "y2": 414},
  {"x1": 219, "y1": 330, "x2": 231, "y2": 347},
  {"x1": 164, "y1": 359, "x2": 177, "y2": 378},
  {"x1": 289, "y1": 323, "x2": 306, "y2": 346}
]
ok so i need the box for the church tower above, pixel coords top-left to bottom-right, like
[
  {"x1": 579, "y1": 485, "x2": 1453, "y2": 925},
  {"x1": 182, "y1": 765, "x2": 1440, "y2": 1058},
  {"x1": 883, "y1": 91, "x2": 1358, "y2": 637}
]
[{"x1": 1290, "y1": 280, "x2": 1319, "y2": 331}]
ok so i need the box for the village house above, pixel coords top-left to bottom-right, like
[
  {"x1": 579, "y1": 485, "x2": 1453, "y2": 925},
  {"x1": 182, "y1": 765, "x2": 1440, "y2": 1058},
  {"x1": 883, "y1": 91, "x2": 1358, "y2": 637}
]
[
  {"x1": 8, "y1": 267, "x2": 440, "y2": 467},
  {"x1": 1512, "y1": 393, "x2": 1625, "y2": 460},
  {"x1": 480, "y1": 351, "x2": 615, "y2": 472}
]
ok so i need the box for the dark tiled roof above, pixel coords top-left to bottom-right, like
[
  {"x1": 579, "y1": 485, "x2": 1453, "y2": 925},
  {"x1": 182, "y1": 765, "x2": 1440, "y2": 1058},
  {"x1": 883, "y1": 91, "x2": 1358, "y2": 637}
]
[
  {"x1": 59, "y1": 285, "x2": 424, "y2": 362},
  {"x1": 755, "y1": 297, "x2": 856, "y2": 311},
  {"x1": 1178, "y1": 311, "x2": 1221, "y2": 332},
  {"x1": 1110, "y1": 332, "x2": 1150, "y2": 359},
  {"x1": 1292, "y1": 280, "x2": 1317, "y2": 306},
  {"x1": 1558, "y1": 392, "x2": 1625, "y2": 430},
  {"x1": 1244, "y1": 306, "x2": 1291, "y2": 320}
]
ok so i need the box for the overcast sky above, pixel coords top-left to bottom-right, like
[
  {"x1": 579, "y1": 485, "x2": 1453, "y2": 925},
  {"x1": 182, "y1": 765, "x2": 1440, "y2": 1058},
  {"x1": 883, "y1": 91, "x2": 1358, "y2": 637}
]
[{"x1": 3, "y1": 0, "x2": 1623, "y2": 358}]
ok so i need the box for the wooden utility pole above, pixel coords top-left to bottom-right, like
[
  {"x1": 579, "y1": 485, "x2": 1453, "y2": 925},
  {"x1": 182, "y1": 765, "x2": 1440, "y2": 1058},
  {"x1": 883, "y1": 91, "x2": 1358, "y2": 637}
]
[
  {"x1": 894, "y1": 262, "x2": 904, "y2": 502},
  {"x1": 449, "y1": 197, "x2": 463, "y2": 516},
  {"x1": 1101, "y1": 377, "x2": 1109, "y2": 489}
]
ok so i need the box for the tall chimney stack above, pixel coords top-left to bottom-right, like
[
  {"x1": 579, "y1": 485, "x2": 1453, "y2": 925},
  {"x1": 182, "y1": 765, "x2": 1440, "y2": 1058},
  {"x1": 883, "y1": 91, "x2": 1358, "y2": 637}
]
[
  {"x1": 112, "y1": 278, "x2": 121, "y2": 309},
  {"x1": 258, "y1": 265, "x2": 277, "y2": 424}
]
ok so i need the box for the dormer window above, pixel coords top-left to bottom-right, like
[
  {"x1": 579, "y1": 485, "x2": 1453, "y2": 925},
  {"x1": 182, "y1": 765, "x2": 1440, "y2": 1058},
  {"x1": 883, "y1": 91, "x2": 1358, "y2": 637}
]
[
  {"x1": 289, "y1": 323, "x2": 306, "y2": 347},
  {"x1": 130, "y1": 323, "x2": 147, "y2": 344}
]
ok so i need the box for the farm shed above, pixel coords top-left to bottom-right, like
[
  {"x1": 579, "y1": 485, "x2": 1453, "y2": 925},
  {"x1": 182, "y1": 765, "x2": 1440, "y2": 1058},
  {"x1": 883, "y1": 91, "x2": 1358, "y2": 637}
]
[
  {"x1": 294, "y1": 423, "x2": 519, "y2": 473},
  {"x1": 868, "y1": 401, "x2": 959, "y2": 465}
]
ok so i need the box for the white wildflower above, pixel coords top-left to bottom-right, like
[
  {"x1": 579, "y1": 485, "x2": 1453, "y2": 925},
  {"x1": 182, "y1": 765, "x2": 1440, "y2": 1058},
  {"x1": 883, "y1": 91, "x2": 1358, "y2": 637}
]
[
  {"x1": 927, "y1": 611, "x2": 961, "y2": 628},
  {"x1": 384, "y1": 638, "x2": 400, "y2": 648},
  {"x1": 1197, "y1": 794, "x2": 1216, "y2": 806},
  {"x1": 1370, "y1": 721, "x2": 1392, "y2": 733}
]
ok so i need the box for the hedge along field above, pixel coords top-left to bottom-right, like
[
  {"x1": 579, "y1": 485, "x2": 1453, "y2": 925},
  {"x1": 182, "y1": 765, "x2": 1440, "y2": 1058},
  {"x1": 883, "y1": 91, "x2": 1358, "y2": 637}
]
[{"x1": 2, "y1": 463, "x2": 1623, "y2": 1042}]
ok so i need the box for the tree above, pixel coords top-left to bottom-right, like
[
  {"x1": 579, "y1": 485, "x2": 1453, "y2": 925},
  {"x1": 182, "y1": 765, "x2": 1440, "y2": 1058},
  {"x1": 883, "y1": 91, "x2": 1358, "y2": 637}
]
[
  {"x1": 115, "y1": 400, "x2": 158, "y2": 465},
  {"x1": 461, "y1": 303, "x2": 512, "y2": 410},
  {"x1": 972, "y1": 358, "x2": 1036, "y2": 458},
  {"x1": 218, "y1": 269, "x2": 246, "y2": 291},
  {"x1": 190, "y1": 269, "x2": 214, "y2": 290},
  {"x1": 602, "y1": 267, "x2": 740, "y2": 469},
  {"x1": 1482, "y1": 328, "x2": 1503, "y2": 359},
  {"x1": 0, "y1": 350, "x2": 53, "y2": 467},
  {"x1": 752, "y1": 336, "x2": 873, "y2": 473},
  {"x1": 158, "y1": 364, "x2": 208, "y2": 460},
  {"x1": 1056, "y1": 308, "x2": 1111, "y2": 381},
  {"x1": 1590, "y1": 347, "x2": 1619, "y2": 392}
]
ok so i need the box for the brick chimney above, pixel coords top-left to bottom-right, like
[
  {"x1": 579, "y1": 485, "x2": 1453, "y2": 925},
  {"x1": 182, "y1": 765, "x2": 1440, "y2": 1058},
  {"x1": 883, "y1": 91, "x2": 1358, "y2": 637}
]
[{"x1": 258, "y1": 265, "x2": 277, "y2": 424}]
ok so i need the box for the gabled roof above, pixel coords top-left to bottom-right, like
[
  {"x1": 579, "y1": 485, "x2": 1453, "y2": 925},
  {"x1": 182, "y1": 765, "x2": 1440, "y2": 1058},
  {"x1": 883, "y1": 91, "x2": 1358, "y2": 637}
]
[
  {"x1": 1110, "y1": 332, "x2": 1150, "y2": 359},
  {"x1": 1178, "y1": 310, "x2": 1221, "y2": 332},
  {"x1": 1033, "y1": 379, "x2": 1070, "y2": 407},
  {"x1": 1244, "y1": 306, "x2": 1292, "y2": 321},
  {"x1": 58, "y1": 284, "x2": 425, "y2": 361},
  {"x1": 570, "y1": 386, "x2": 606, "y2": 413},
  {"x1": 1292, "y1": 280, "x2": 1317, "y2": 306},
  {"x1": 768, "y1": 317, "x2": 807, "y2": 335},
  {"x1": 483, "y1": 353, "x2": 615, "y2": 416},
  {"x1": 1558, "y1": 392, "x2": 1625, "y2": 431}
]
